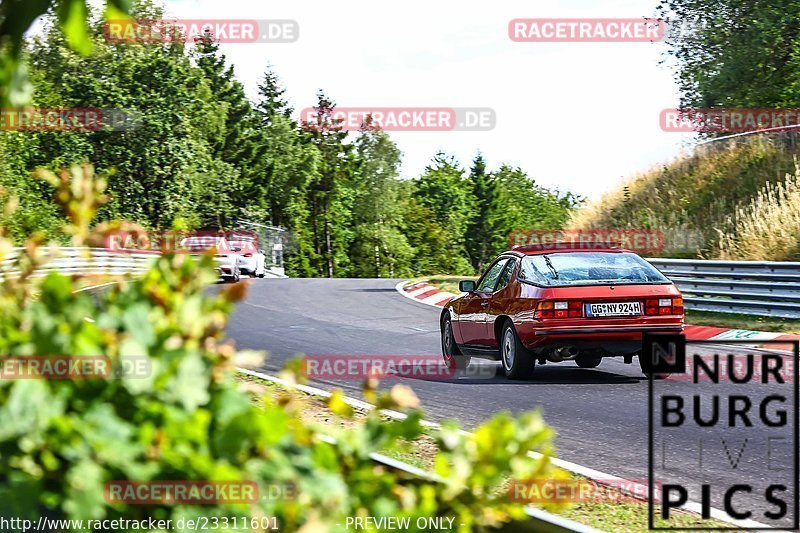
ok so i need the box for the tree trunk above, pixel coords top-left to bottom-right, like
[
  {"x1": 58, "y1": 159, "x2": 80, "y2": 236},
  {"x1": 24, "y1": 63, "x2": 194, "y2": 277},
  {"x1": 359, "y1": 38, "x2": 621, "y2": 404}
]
[{"x1": 325, "y1": 218, "x2": 334, "y2": 278}]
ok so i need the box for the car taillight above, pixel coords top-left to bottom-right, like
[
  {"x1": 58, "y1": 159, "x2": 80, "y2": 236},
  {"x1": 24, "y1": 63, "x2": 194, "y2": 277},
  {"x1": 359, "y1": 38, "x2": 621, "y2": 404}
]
[
  {"x1": 645, "y1": 297, "x2": 683, "y2": 315},
  {"x1": 534, "y1": 301, "x2": 554, "y2": 319},
  {"x1": 535, "y1": 301, "x2": 583, "y2": 319},
  {"x1": 244, "y1": 253, "x2": 253, "y2": 257}
]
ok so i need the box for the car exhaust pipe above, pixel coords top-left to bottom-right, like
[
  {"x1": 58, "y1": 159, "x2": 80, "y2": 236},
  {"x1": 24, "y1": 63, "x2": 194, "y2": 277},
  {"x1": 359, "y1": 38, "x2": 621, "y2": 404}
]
[{"x1": 551, "y1": 345, "x2": 579, "y2": 362}]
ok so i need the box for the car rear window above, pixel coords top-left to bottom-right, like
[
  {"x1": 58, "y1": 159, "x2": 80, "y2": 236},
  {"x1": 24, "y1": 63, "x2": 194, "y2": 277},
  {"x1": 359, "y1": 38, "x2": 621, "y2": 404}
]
[{"x1": 519, "y1": 252, "x2": 669, "y2": 286}]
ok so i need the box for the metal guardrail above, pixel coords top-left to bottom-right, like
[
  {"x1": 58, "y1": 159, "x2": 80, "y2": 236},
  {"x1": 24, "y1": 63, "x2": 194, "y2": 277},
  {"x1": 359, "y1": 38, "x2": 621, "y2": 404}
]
[
  {"x1": 1, "y1": 247, "x2": 287, "y2": 279},
  {"x1": 647, "y1": 258, "x2": 800, "y2": 318},
  {"x1": 0, "y1": 247, "x2": 156, "y2": 279}
]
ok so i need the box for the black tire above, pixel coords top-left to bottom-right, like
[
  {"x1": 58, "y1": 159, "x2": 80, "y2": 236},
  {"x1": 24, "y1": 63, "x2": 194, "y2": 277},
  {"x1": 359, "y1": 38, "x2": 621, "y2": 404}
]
[
  {"x1": 441, "y1": 316, "x2": 470, "y2": 371},
  {"x1": 575, "y1": 355, "x2": 602, "y2": 369},
  {"x1": 500, "y1": 320, "x2": 536, "y2": 380}
]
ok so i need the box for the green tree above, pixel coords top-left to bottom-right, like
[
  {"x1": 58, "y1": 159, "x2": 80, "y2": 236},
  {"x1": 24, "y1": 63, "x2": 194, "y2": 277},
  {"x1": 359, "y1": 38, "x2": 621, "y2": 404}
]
[
  {"x1": 489, "y1": 165, "x2": 579, "y2": 251},
  {"x1": 411, "y1": 152, "x2": 474, "y2": 274},
  {"x1": 464, "y1": 153, "x2": 497, "y2": 271},
  {"x1": 658, "y1": 0, "x2": 800, "y2": 108},
  {"x1": 255, "y1": 64, "x2": 292, "y2": 123},
  {"x1": 20, "y1": 7, "x2": 231, "y2": 227},
  {"x1": 302, "y1": 91, "x2": 354, "y2": 277},
  {"x1": 348, "y1": 120, "x2": 412, "y2": 277},
  {"x1": 0, "y1": 0, "x2": 132, "y2": 107},
  {"x1": 193, "y1": 35, "x2": 266, "y2": 225}
]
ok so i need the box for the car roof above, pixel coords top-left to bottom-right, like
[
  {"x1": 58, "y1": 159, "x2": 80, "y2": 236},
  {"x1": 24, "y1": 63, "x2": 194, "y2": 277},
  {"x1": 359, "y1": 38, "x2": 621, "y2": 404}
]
[{"x1": 506, "y1": 242, "x2": 631, "y2": 256}]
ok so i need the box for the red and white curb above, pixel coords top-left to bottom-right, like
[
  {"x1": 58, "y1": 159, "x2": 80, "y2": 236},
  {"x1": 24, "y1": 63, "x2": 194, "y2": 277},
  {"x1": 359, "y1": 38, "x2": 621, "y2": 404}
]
[
  {"x1": 682, "y1": 324, "x2": 800, "y2": 347},
  {"x1": 395, "y1": 280, "x2": 458, "y2": 307},
  {"x1": 395, "y1": 280, "x2": 800, "y2": 347}
]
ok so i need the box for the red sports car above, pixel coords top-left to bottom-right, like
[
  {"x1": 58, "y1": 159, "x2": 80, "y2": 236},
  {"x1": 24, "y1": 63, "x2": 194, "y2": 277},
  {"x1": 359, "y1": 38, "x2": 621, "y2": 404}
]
[{"x1": 440, "y1": 244, "x2": 683, "y2": 379}]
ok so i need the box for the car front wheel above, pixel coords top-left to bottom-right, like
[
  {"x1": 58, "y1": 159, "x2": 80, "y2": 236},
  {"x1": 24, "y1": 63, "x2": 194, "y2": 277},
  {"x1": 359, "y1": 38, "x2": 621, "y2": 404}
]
[
  {"x1": 441, "y1": 316, "x2": 470, "y2": 371},
  {"x1": 500, "y1": 320, "x2": 536, "y2": 380}
]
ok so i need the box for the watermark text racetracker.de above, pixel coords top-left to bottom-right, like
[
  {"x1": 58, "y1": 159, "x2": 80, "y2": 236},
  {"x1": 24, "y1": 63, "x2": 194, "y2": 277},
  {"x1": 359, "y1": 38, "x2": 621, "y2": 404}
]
[
  {"x1": 299, "y1": 107, "x2": 495, "y2": 131},
  {"x1": 508, "y1": 228, "x2": 706, "y2": 255},
  {"x1": 0, "y1": 107, "x2": 141, "y2": 131},
  {"x1": 0, "y1": 516, "x2": 279, "y2": 532},
  {"x1": 508, "y1": 478, "x2": 660, "y2": 504},
  {"x1": 509, "y1": 18, "x2": 665, "y2": 42},
  {"x1": 103, "y1": 229, "x2": 260, "y2": 255},
  {"x1": 0, "y1": 355, "x2": 150, "y2": 379},
  {"x1": 302, "y1": 354, "x2": 496, "y2": 380},
  {"x1": 661, "y1": 108, "x2": 800, "y2": 133},
  {"x1": 509, "y1": 229, "x2": 664, "y2": 254},
  {"x1": 104, "y1": 19, "x2": 298, "y2": 43}
]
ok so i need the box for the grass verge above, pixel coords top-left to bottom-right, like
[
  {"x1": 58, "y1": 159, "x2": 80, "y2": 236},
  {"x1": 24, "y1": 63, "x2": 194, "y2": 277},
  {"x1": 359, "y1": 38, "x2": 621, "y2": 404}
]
[
  {"x1": 236, "y1": 371, "x2": 738, "y2": 532},
  {"x1": 420, "y1": 275, "x2": 475, "y2": 294}
]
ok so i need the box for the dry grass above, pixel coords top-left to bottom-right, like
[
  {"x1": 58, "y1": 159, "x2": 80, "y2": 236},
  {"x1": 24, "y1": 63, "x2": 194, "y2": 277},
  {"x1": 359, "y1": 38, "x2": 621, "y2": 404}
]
[
  {"x1": 569, "y1": 135, "x2": 800, "y2": 260},
  {"x1": 717, "y1": 161, "x2": 800, "y2": 260}
]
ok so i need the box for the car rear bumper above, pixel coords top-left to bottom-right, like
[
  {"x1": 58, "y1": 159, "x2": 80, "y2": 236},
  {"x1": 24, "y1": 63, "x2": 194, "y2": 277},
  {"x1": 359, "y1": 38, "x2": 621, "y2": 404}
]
[
  {"x1": 517, "y1": 318, "x2": 683, "y2": 354},
  {"x1": 217, "y1": 266, "x2": 236, "y2": 279},
  {"x1": 533, "y1": 325, "x2": 683, "y2": 335}
]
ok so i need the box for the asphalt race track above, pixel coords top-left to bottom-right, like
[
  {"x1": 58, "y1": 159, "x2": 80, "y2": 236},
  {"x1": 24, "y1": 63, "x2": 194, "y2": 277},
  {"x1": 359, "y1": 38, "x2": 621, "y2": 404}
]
[{"x1": 226, "y1": 278, "x2": 797, "y2": 527}]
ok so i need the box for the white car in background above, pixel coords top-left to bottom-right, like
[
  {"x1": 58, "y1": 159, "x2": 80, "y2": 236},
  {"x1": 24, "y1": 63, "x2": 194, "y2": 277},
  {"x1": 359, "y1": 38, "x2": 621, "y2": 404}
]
[
  {"x1": 228, "y1": 235, "x2": 267, "y2": 278},
  {"x1": 181, "y1": 235, "x2": 246, "y2": 283}
]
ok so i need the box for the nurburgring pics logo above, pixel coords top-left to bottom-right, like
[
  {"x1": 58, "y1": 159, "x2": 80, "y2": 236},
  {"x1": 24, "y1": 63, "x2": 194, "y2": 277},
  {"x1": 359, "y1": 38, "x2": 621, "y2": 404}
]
[
  {"x1": 666, "y1": 353, "x2": 795, "y2": 383},
  {"x1": 104, "y1": 19, "x2": 298, "y2": 43},
  {"x1": 646, "y1": 335, "x2": 799, "y2": 530},
  {"x1": 661, "y1": 108, "x2": 800, "y2": 133},
  {"x1": 299, "y1": 107, "x2": 495, "y2": 131},
  {"x1": 508, "y1": 229, "x2": 664, "y2": 254},
  {"x1": 509, "y1": 18, "x2": 665, "y2": 42}
]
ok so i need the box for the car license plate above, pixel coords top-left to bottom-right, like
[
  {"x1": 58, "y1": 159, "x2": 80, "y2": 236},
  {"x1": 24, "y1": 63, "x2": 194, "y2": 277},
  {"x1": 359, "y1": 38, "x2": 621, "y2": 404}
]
[{"x1": 585, "y1": 301, "x2": 642, "y2": 317}]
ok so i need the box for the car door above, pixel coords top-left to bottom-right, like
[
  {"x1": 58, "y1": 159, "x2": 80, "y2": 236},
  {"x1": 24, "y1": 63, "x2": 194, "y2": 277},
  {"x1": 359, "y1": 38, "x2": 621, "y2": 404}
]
[
  {"x1": 485, "y1": 258, "x2": 518, "y2": 348},
  {"x1": 457, "y1": 258, "x2": 510, "y2": 346}
]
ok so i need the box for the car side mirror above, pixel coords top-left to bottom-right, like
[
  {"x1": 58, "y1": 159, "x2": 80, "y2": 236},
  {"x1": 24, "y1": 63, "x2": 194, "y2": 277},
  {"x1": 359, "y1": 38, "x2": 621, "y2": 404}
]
[
  {"x1": 459, "y1": 280, "x2": 476, "y2": 292},
  {"x1": 259, "y1": 249, "x2": 266, "y2": 255}
]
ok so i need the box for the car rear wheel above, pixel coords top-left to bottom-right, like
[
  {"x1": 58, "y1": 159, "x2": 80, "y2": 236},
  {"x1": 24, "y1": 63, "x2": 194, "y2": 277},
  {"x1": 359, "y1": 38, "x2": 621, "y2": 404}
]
[
  {"x1": 500, "y1": 320, "x2": 536, "y2": 380},
  {"x1": 575, "y1": 354, "x2": 602, "y2": 368},
  {"x1": 441, "y1": 316, "x2": 470, "y2": 370},
  {"x1": 638, "y1": 355, "x2": 667, "y2": 379}
]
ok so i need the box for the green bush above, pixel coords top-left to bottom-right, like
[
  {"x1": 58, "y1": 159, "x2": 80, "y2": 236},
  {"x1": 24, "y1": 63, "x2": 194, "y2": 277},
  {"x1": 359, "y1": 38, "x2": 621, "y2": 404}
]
[{"x1": 0, "y1": 165, "x2": 560, "y2": 531}]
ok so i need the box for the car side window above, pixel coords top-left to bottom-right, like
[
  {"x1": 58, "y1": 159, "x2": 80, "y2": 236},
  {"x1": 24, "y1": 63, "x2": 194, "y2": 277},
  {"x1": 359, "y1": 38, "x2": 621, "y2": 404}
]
[
  {"x1": 477, "y1": 258, "x2": 510, "y2": 292},
  {"x1": 495, "y1": 259, "x2": 516, "y2": 292}
]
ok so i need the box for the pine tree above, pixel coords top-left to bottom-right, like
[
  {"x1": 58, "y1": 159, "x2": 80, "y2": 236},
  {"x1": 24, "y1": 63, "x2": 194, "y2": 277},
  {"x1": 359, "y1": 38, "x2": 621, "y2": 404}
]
[
  {"x1": 193, "y1": 35, "x2": 266, "y2": 225},
  {"x1": 303, "y1": 90, "x2": 353, "y2": 277},
  {"x1": 465, "y1": 153, "x2": 497, "y2": 270},
  {"x1": 256, "y1": 65, "x2": 293, "y2": 124}
]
